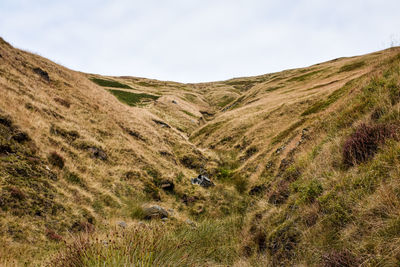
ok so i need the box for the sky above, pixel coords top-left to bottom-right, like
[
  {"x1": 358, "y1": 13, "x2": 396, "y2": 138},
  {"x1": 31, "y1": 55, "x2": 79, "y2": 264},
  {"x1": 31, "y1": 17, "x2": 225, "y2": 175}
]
[{"x1": 0, "y1": 0, "x2": 399, "y2": 83}]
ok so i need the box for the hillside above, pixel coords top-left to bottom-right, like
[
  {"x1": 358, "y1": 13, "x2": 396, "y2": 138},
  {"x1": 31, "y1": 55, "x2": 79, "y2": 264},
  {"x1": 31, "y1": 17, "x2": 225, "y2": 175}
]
[{"x1": 1, "y1": 36, "x2": 400, "y2": 266}]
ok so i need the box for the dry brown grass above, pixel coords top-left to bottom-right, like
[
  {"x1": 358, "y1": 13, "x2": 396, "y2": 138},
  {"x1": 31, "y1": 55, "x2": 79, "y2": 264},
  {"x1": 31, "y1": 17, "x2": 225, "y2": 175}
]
[{"x1": 1, "y1": 36, "x2": 400, "y2": 265}]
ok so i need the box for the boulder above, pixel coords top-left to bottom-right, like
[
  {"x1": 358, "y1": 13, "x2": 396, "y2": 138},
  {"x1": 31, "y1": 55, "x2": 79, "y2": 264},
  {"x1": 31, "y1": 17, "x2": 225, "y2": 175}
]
[
  {"x1": 143, "y1": 205, "x2": 169, "y2": 219},
  {"x1": 191, "y1": 174, "x2": 214, "y2": 188}
]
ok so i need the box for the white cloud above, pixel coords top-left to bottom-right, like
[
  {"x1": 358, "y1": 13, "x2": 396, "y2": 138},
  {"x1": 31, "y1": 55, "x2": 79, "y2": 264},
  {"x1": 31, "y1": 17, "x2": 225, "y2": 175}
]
[{"x1": 0, "y1": 0, "x2": 399, "y2": 82}]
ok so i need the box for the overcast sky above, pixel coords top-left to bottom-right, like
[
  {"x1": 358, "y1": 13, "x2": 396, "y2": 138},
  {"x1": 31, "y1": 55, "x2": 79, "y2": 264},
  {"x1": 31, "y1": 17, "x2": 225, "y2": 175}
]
[{"x1": 0, "y1": 0, "x2": 399, "y2": 83}]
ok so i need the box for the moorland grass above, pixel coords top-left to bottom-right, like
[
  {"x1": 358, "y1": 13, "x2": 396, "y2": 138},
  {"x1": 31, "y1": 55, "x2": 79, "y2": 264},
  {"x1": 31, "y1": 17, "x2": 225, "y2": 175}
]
[
  {"x1": 89, "y1": 77, "x2": 132, "y2": 89},
  {"x1": 108, "y1": 89, "x2": 159, "y2": 106}
]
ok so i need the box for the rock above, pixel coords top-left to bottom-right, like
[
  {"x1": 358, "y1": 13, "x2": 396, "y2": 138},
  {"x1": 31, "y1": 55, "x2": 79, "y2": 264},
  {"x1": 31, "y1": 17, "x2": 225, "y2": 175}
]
[
  {"x1": 118, "y1": 221, "x2": 127, "y2": 229},
  {"x1": 191, "y1": 174, "x2": 215, "y2": 188},
  {"x1": 185, "y1": 219, "x2": 197, "y2": 227},
  {"x1": 143, "y1": 205, "x2": 169, "y2": 219},
  {"x1": 181, "y1": 194, "x2": 199, "y2": 205},
  {"x1": 249, "y1": 184, "x2": 267, "y2": 196},
  {"x1": 172, "y1": 100, "x2": 177, "y2": 104},
  {"x1": 301, "y1": 128, "x2": 309, "y2": 139},
  {"x1": 88, "y1": 147, "x2": 107, "y2": 160},
  {"x1": 33, "y1": 67, "x2": 50, "y2": 81},
  {"x1": 265, "y1": 161, "x2": 274, "y2": 169},
  {"x1": 152, "y1": 119, "x2": 171, "y2": 128},
  {"x1": 160, "y1": 180, "x2": 174, "y2": 192},
  {"x1": 275, "y1": 145, "x2": 286, "y2": 154}
]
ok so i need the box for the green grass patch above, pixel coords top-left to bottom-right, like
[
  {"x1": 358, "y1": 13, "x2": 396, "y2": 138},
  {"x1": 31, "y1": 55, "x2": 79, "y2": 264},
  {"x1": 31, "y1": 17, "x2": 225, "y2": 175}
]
[
  {"x1": 301, "y1": 85, "x2": 348, "y2": 116},
  {"x1": 225, "y1": 80, "x2": 256, "y2": 91},
  {"x1": 190, "y1": 121, "x2": 224, "y2": 140},
  {"x1": 292, "y1": 179, "x2": 323, "y2": 204},
  {"x1": 135, "y1": 81, "x2": 162, "y2": 88},
  {"x1": 265, "y1": 85, "x2": 284, "y2": 92},
  {"x1": 182, "y1": 110, "x2": 196, "y2": 118},
  {"x1": 338, "y1": 61, "x2": 365, "y2": 73},
  {"x1": 89, "y1": 77, "x2": 132, "y2": 89},
  {"x1": 217, "y1": 96, "x2": 235, "y2": 108},
  {"x1": 64, "y1": 171, "x2": 86, "y2": 188},
  {"x1": 108, "y1": 90, "x2": 159, "y2": 106},
  {"x1": 272, "y1": 119, "x2": 306, "y2": 145}
]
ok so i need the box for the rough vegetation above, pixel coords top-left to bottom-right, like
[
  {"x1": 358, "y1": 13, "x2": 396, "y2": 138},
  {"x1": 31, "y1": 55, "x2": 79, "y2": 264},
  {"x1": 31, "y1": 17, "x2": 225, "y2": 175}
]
[{"x1": 1, "y1": 36, "x2": 400, "y2": 266}]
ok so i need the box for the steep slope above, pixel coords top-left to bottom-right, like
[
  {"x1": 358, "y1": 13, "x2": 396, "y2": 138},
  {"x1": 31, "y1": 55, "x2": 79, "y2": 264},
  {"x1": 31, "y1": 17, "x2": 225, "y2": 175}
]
[
  {"x1": 1, "y1": 36, "x2": 400, "y2": 266},
  {"x1": 0, "y1": 37, "x2": 242, "y2": 264}
]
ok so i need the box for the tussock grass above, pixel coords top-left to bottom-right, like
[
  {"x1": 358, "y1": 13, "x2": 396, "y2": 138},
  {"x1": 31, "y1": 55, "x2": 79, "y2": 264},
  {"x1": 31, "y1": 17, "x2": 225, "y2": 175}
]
[{"x1": 53, "y1": 217, "x2": 243, "y2": 266}]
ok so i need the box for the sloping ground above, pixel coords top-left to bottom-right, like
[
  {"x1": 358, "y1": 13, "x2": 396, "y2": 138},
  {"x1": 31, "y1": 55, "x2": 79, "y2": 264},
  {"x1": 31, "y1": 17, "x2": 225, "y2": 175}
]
[
  {"x1": 0, "y1": 37, "x2": 245, "y2": 264},
  {"x1": 1, "y1": 36, "x2": 400, "y2": 266}
]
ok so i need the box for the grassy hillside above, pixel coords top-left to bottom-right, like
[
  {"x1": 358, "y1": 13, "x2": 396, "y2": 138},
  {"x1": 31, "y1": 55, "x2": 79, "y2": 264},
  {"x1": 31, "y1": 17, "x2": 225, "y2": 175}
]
[{"x1": 1, "y1": 36, "x2": 400, "y2": 266}]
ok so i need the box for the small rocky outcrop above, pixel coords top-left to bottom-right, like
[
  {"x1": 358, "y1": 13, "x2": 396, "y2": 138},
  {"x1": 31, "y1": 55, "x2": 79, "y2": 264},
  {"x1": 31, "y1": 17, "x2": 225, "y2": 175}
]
[
  {"x1": 143, "y1": 205, "x2": 169, "y2": 219},
  {"x1": 159, "y1": 180, "x2": 174, "y2": 192},
  {"x1": 33, "y1": 67, "x2": 50, "y2": 81},
  {"x1": 191, "y1": 174, "x2": 215, "y2": 188},
  {"x1": 152, "y1": 119, "x2": 171, "y2": 128}
]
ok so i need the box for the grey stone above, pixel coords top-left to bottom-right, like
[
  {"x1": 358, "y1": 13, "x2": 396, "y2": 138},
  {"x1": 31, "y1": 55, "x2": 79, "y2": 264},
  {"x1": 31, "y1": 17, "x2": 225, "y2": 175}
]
[
  {"x1": 143, "y1": 205, "x2": 169, "y2": 219},
  {"x1": 191, "y1": 174, "x2": 214, "y2": 188},
  {"x1": 118, "y1": 221, "x2": 127, "y2": 229},
  {"x1": 185, "y1": 219, "x2": 197, "y2": 227}
]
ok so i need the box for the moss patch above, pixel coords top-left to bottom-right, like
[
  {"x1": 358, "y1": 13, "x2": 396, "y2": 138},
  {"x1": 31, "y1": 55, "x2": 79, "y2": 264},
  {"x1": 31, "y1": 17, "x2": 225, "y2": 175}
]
[{"x1": 108, "y1": 90, "x2": 159, "y2": 106}]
